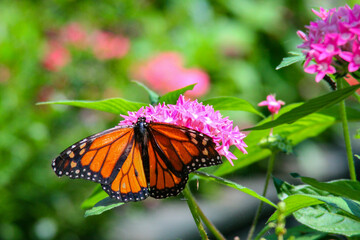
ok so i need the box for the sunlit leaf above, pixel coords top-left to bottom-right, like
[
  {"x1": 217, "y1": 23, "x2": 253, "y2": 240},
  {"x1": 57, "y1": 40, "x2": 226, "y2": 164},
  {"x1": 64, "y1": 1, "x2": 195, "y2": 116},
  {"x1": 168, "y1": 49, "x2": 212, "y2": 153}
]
[
  {"x1": 158, "y1": 84, "x2": 196, "y2": 104},
  {"x1": 268, "y1": 194, "x2": 360, "y2": 222},
  {"x1": 193, "y1": 171, "x2": 277, "y2": 208},
  {"x1": 84, "y1": 197, "x2": 124, "y2": 217},
  {"x1": 293, "y1": 204, "x2": 360, "y2": 236},
  {"x1": 292, "y1": 174, "x2": 360, "y2": 202},
  {"x1": 273, "y1": 177, "x2": 360, "y2": 236},
  {"x1": 37, "y1": 98, "x2": 147, "y2": 115},
  {"x1": 276, "y1": 52, "x2": 305, "y2": 70},
  {"x1": 81, "y1": 185, "x2": 108, "y2": 210},
  {"x1": 244, "y1": 84, "x2": 360, "y2": 131},
  {"x1": 320, "y1": 105, "x2": 360, "y2": 122},
  {"x1": 267, "y1": 195, "x2": 323, "y2": 222},
  {"x1": 203, "y1": 97, "x2": 265, "y2": 118},
  {"x1": 214, "y1": 105, "x2": 335, "y2": 176},
  {"x1": 132, "y1": 81, "x2": 159, "y2": 104}
]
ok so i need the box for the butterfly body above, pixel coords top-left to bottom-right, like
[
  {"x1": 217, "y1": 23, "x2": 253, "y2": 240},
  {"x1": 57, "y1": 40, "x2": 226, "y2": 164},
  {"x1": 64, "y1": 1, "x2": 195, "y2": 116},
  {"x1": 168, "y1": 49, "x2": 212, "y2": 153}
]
[{"x1": 52, "y1": 117, "x2": 222, "y2": 202}]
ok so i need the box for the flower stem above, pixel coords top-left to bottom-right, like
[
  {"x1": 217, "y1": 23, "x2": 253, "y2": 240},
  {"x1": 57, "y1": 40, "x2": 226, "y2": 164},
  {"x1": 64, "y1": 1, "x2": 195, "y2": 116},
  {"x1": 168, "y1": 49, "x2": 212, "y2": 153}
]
[
  {"x1": 183, "y1": 185, "x2": 208, "y2": 240},
  {"x1": 247, "y1": 151, "x2": 277, "y2": 240},
  {"x1": 337, "y1": 78, "x2": 356, "y2": 181}
]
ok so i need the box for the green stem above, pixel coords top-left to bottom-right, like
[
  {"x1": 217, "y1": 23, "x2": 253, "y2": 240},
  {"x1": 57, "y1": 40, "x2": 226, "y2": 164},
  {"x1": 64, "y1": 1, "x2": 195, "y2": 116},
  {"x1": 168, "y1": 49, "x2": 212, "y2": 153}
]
[
  {"x1": 247, "y1": 151, "x2": 277, "y2": 240},
  {"x1": 196, "y1": 200, "x2": 226, "y2": 240},
  {"x1": 183, "y1": 185, "x2": 225, "y2": 240},
  {"x1": 337, "y1": 78, "x2": 356, "y2": 181},
  {"x1": 183, "y1": 185, "x2": 208, "y2": 240},
  {"x1": 254, "y1": 224, "x2": 271, "y2": 240}
]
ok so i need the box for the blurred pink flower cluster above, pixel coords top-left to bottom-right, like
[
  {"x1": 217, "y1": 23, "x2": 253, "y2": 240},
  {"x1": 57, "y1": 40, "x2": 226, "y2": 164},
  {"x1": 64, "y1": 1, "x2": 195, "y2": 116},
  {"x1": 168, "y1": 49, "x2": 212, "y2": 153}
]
[
  {"x1": 42, "y1": 22, "x2": 130, "y2": 72},
  {"x1": 132, "y1": 52, "x2": 210, "y2": 98},
  {"x1": 42, "y1": 41, "x2": 71, "y2": 72},
  {"x1": 297, "y1": 5, "x2": 360, "y2": 82},
  {"x1": 120, "y1": 95, "x2": 248, "y2": 165}
]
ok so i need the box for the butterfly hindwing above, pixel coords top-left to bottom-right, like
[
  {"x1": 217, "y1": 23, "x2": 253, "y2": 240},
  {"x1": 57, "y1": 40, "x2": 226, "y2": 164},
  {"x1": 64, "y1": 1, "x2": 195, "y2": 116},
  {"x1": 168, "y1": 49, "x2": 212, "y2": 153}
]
[
  {"x1": 101, "y1": 140, "x2": 149, "y2": 202},
  {"x1": 52, "y1": 125, "x2": 135, "y2": 184},
  {"x1": 147, "y1": 136, "x2": 187, "y2": 198}
]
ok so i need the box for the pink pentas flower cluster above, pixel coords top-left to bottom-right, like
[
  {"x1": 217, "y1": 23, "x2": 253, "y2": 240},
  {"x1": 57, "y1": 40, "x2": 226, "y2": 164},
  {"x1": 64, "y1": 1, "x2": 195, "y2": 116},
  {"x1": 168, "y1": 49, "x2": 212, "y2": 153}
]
[
  {"x1": 91, "y1": 31, "x2": 130, "y2": 60},
  {"x1": 132, "y1": 52, "x2": 210, "y2": 98},
  {"x1": 60, "y1": 22, "x2": 88, "y2": 48},
  {"x1": 42, "y1": 22, "x2": 130, "y2": 72},
  {"x1": 258, "y1": 94, "x2": 285, "y2": 115},
  {"x1": 42, "y1": 41, "x2": 71, "y2": 72},
  {"x1": 297, "y1": 4, "x2": 360, "y2": 82},
  {"x1": 119, "y1": 95, "x2": 248, "y2": 165}
]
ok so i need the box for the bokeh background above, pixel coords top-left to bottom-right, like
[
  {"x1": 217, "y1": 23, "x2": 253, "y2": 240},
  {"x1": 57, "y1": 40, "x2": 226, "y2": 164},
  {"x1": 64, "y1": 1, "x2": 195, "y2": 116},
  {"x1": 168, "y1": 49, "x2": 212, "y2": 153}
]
[{"x1": 0, "y1": 0, "x2": 358, "y2": 239}]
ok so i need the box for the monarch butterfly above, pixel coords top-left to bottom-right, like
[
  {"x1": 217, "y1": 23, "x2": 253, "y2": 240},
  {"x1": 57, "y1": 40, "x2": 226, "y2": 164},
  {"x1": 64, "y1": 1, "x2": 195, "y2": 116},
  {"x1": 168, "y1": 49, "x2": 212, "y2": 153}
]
[{"x1": 52, "y1": 117, "x2": 222, "y2": 202}]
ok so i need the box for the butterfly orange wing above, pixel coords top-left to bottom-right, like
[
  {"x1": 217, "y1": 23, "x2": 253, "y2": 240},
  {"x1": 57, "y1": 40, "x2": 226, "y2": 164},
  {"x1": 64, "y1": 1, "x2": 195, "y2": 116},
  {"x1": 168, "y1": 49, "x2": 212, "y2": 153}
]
[
  {"x1": 147, "y1": 123, "x2": 222, "y2": 199},
  {"x1": 52, "y1": 125, "x2": 149, "y2": 202}
]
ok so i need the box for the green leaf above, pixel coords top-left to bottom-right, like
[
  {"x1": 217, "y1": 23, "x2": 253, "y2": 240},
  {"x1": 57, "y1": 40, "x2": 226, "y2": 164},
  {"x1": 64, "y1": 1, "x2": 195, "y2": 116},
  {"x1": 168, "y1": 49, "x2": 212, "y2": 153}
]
[
  {"x1": 293, "y1": 204, "x2": 360, "y2": 236},
  {"x1": 202, "y1": 97, "x2": 265, "y2": 118},
  {"x1": 273, "y1": 177, "x2": 360, "y2": 237},
  {"x1": 267, "y1": 195, "x2": 324, "y2": 222},
  {"x1": 158, "y1": 84, "x2": 196, "y2": 104},
  {"x1": 81, "y1": 185, "x2": 108, "y2": 210},
  {"x1": 193, "y1": 171, "x2": 277, "y2": 208},
  {"x1": 268, "y1": 194, "x2": 360, "y2": 223},
  {"x1": 276, "y1": 52, "x2": 305, "y2": 70},
  {"x1": 37, "y1": 98, "x2": 147, "y2": 115},
  {"x1": 309, "y1": 195, "x2": 360, "y2": 219},
  {"x1": 293, "y1": 174, "x2": 360, "y2": 203},
  {"x1": 132, "y1": 81, "x2": 159, "y2": 104},
  {"x1": 84, "y1": 197, "x2": 124, "y2": 217},
  {"x1": 244, "y1": 84, "x2": 360, "y2": 131},
  {"x1": 320, "y1": 105, "x2": 360, "y2": 122},
  {"x1": 273, "y1": 176, "x2": 330, "y2": 200},
  {"x1": 214, "y1": 105, "x2": 335, "y2": 176}
]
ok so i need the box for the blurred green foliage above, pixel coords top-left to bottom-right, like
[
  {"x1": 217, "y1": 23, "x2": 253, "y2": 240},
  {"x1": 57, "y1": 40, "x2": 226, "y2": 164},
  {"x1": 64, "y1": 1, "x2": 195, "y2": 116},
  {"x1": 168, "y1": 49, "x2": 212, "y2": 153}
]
[{"x1": 0, "y1": 0, "x2": 356, "y2": 239}]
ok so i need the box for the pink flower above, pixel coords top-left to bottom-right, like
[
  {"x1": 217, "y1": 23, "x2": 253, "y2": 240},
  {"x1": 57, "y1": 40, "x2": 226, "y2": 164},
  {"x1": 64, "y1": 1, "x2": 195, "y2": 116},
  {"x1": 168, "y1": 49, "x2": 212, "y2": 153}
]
[
  {"x1": 0, "y1": 65, "x2": 10, "y2": 83},
  {"x1": 60, "y1": 22, "x2": 88, "y2": 48},
  {"x1": 304, "y1": 58, "x2": 336, "y2": 82},
  {"x1": 297, "y1": 30, "x2": 308, "y2": 41},
  {"x1": 132, "y1": 52, "x2": 210, "y2": 98},
  {"x1": 311, "y1": 33, "x2": 341, "y2": 60},
  {"x1": 42, "y1": 41, "x2": 71, "y2": 72},
  {"x1": 311, "y1": 7, "x2": 336, "y2": 20},
  {"x1": 339, "y1": 40, "x2": 360, "y2": 72},
  {"x1": 91, "y1": 31, "x2": 130, "y2": 60},
  {"x1": 298, "y1": 4, "x2": 360, "y2": 82},
  {"x1": 258, "y1": 95, "x2": 285, "y2": 114},
  {"x1": 119, "y1": 95, "x2": 247, "y2": 165}
]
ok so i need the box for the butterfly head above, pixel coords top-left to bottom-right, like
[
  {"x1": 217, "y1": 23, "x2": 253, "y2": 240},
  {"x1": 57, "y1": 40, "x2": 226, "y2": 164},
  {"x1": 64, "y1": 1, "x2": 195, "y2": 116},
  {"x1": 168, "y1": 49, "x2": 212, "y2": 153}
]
[
  {"x1": 135, "y1": 117, "x2": 149, "y2": 136},
  {"x1": 136, "y1": 117, "x2": 149, "y2": 126},
  {"x1": 137, "y1": 117, "x2": 147, "y2": 123}
]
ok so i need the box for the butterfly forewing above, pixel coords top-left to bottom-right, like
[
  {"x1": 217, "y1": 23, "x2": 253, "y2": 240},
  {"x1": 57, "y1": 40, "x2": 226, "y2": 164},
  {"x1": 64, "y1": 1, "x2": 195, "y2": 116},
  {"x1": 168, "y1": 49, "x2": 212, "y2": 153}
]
[{"x1": 52, "y1": 125, "x2": 134, "y2": 184}]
